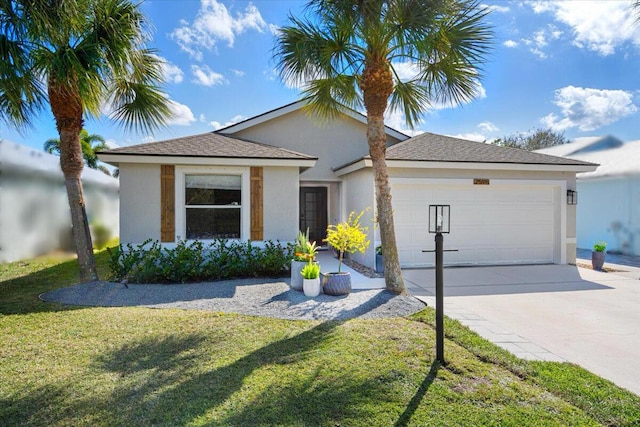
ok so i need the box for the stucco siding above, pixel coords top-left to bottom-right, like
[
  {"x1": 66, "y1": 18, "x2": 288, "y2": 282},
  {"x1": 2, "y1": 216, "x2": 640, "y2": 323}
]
[
  {"x1": 342, "y1": 169, "x2": 376, "y2": 268},
  {"x1": 232, "y1": 109, "x2": 400, "y2": 181},
  {"x1": 120, "y1": 164, "x2": 161, "y2": 244},
  {"x1": 577, "y1": 176, "x2": 640, "y2": 255},
  {"x1": 263, "y1": 167, "x2": 299, "y2": 241}
]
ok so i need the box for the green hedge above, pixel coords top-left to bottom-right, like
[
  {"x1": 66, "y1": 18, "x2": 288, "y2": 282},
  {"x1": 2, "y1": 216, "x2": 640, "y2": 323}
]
[{"x1": 107, "y1": 239, "x2": 293, "y2": 283}]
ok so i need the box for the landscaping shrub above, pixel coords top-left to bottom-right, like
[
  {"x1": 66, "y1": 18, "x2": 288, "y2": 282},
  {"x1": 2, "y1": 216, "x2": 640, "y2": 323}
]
[{"x1": 107, "y1": 239, "x2": 293, "y2": 283}]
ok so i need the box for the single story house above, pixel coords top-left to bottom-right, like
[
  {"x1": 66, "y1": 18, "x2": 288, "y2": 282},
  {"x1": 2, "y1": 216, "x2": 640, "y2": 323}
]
[
  {"x1": 536, "y1": 135, "x2": 640, "y2": 255},
  {"x1": 98, "y1": 101, "x2": 597, "y2": 270}
]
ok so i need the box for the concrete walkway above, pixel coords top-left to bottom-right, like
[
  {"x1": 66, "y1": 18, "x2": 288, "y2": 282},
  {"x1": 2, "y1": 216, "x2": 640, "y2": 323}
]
[{"x1": 403, "y1": 264, "x2": 640, "y2": 396}]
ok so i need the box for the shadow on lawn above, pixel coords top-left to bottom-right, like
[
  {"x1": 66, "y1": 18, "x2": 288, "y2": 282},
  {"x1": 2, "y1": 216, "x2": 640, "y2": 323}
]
[
  {"x1": 0, "y1": 257, "x2": 83, "y2": 315},
  {"x1": 1, "y1": 293, "x2": 442, "y2": 425}
]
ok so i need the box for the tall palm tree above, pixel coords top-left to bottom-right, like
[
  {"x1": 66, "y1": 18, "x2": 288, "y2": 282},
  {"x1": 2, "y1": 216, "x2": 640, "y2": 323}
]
[
  {"x1": 274, "y1": 0, "x2": 492, "y2": 293},
  {"x1": 44, "y1": 129, "x2": 108, "y2": 169},
  {"x1": 0, "y1": 0, "x2": 172, "y2": 282}
]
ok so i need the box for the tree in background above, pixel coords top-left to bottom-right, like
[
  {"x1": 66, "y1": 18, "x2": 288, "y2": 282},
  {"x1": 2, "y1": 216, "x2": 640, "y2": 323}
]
[
  {"x1": 492, "y1": 128, "x2": 569, "y2": 151},
  {"x1": 44, "y1": 129, "x2": 108, "y2": 171},
  {"x1": 274, "y1": 0, "x2": 492, "y2": 293},
  {"x1": 0, "y1": 0, "x2": 172, "y2": 282}
]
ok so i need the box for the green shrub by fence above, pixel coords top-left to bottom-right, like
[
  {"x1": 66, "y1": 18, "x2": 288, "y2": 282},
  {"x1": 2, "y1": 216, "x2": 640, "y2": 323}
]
[{"x1": 107, "y1": 239, "x2": 293, "y2": 283}]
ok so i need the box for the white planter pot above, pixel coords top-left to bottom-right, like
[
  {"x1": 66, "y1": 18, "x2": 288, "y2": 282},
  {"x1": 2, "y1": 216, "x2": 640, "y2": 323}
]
[
  {"x1": 290, "y1": 260, "x2": 306, "y2": 291},
  {"x1": 303, "y1": 277, "x2": 321, "y2": 297}
]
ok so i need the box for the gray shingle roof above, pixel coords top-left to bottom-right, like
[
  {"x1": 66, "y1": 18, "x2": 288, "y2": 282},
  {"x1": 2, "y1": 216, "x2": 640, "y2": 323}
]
[
  {"x1": 99, "y1": 132, "x2": 317, "y2": 160},
  {"x1": 381, "y1": 132, "x2": 596, "y2": 166}
]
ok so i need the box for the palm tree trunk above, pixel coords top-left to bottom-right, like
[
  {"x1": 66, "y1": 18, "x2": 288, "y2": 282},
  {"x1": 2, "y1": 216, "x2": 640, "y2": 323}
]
[
  {"x1": 368, "y1": 115, "x2": 405, "y2": 293},
  {"x1": 362, "y1": 57, "x2": 405, "y2": 293},
  {"x1": 63, "y1": 163, "x2": 98, "y2": 282},
  {"x1": 49, "y1": 80, "x2": 98, "y2": 282}
]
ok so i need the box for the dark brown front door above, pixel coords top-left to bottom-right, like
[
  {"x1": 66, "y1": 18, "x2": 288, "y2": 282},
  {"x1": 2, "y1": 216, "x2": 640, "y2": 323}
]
[{"x1": 300, "y1": 187, "x2": 328, "y2": 245}]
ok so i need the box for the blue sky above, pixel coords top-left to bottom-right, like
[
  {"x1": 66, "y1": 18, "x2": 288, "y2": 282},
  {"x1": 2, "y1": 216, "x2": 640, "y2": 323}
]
[{"x1": 2, "y1": 0, "x2": 639, "y2": 152}]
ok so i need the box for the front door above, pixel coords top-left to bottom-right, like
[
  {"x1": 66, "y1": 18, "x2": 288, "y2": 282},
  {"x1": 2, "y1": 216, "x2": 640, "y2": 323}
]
[{"x1": 300, "y1": 187, "x2": 328, "y2": 245}]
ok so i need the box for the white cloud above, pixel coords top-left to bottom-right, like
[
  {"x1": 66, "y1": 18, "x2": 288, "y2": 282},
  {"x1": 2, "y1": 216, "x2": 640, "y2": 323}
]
[
  {"x1": 521, "y1": 25, "x2": 562, "y2": 59},
  {"x1": 210, "y1": 114, "x2": 247, "y2": 130},
  {"x1": 167, "y1": 100, "x2": 197, "y2": 126},
  {"x1": 482, "y1": 3, "x2": 510, "y2": 13},
  {"x1": 157, "y1": 57, "x2": 184, "y2": 84},
  {"x1": 383, "y1": 110, "x2": 424, "y2": 137},
  {"x1": 141, "y1": 136, "x2": 155, "y2": 144},
  {"x1": 171, "y1": 0, "x2": 267, "y2": 60},
  {"x1": 268, "y1": 23, "x2": 281, "y2": 36},
  {"x1": 231, "y1": 68, "x2": 245, "y2": 77},
  {"x1": 528, "y1": 0, "x2": 640, "y2": 56},
  {"x1": 191, "y1": 65, "x2": 227, "y2": 86},
  {"x1": 392, "y1": 61, "x2": 421, "y2": 81},
  {"x1": 449, "y1": 132, "x2": 487, "y2": 142},
  {"x1": 198, "y1": 114, "x2": 206, "y2": 122},
  {"x1": 104, "y1": 139, "x2": 120, "y2": 149},
  {"x1": 540, "y1": 86, "x2": 638, "y2": 132},
  {"x1": 503, "y1": 40, "x2": 518, "y2": 48},
  {"x1": 478, "y1": 121, "x2": 499, "y2": 133}
]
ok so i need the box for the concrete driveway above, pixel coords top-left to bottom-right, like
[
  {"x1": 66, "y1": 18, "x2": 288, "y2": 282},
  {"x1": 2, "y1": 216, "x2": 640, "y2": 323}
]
[{"x1": 403, "y1": 264, "x2": 640, "y2": 396}]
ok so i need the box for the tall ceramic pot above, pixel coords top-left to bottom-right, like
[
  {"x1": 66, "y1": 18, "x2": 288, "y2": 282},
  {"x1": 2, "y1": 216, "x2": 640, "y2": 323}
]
[
  {"x1": 592, "y1": 251, "x2": 606, "y2": 271},
  {"x1": 322, "y1": 272, "x2": 351, "y2": 296},
  {"x1": 303, "y1": 277, "x2": 321, "y2": 297},
  {"x1": 290, "y1": 260, "x2": 306, "y2": 291},
  {"x1": 375, "y1": 254, "x2": 384, "y2": 274}
]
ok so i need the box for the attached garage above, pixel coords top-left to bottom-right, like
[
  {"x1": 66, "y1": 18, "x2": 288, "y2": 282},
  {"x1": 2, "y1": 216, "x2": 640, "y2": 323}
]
[
  {"x1": 336, "y1": 132, "x2": 598, "y2": 270},
  {"x1": 391, "y1": 179, "x2": 559, "y2": 267}
]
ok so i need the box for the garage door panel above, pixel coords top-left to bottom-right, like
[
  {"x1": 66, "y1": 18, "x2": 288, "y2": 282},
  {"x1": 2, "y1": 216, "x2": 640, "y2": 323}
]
[{"x1": 392, "y1": 182, "x2": 556, "y2": 267}]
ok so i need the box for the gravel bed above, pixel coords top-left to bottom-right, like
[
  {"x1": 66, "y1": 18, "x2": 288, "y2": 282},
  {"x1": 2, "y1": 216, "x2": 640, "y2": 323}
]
[{"x1": 40, "y1": 278, "x2": 427, "y2": 320}]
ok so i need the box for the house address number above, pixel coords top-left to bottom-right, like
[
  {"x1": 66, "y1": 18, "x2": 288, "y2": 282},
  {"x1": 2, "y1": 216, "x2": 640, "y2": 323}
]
[{"x1": 473, "y1": 178, "x2": 490, "y2": 185}]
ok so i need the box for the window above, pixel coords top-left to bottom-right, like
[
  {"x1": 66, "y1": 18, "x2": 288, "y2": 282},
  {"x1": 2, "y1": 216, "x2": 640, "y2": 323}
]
[{"x1": 185, "y1": 174, "x2": 241, "y2": 239}]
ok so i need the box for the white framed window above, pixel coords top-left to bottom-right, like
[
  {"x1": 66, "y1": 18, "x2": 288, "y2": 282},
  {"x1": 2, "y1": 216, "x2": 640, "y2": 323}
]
[{"x1": 175, "y1": 166, "x2": 250, "y2": 241}]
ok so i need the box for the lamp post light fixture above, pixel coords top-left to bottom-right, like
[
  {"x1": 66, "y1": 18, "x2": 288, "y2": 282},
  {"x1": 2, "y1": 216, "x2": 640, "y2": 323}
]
[
  {"x1": 428, "y1": 204, "x2": 451, "y2": 364},
  {"x1": 429, "y1": 205, "x2": 450, "y2": 233},
  {"x1": 567, "y1": 190, "x2": 578, "y2": 205}
]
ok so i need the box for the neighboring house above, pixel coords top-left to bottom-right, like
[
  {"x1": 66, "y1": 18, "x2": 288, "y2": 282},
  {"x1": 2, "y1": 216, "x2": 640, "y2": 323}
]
[
  {"x1": 98, "y1": 101, "x2": 596, "y2": 271},
  {"x1": 0, "y1": 140, "x2": 119, "y2": 263},
  {"x1": 536, "y1": 136, "x2": 640, "y2": 256}
]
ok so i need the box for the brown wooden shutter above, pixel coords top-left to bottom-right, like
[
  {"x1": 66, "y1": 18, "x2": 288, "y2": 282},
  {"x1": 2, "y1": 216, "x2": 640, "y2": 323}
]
[
  {"x1": 250, "y1": 167, "x2": 263, "y2": 241},
  {"x1": 160, "y1": 165, "x2": 175, "y2": 242}
]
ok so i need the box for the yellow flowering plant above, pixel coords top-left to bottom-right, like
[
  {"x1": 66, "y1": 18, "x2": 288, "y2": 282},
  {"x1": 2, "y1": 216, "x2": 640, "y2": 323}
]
[{"x1": 324, "y1": 209, "x2": 370, "y2": 272}]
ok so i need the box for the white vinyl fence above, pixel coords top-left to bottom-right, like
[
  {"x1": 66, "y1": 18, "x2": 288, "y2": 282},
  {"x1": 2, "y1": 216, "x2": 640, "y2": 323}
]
[{"x1": 0, "y1": 140, "x2": 119, "y2": 263}]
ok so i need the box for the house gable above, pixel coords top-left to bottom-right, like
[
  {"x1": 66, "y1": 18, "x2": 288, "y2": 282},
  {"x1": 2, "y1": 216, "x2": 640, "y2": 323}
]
[{"x1": 219, "y1": 102, "x2": 407, "y2": 181}]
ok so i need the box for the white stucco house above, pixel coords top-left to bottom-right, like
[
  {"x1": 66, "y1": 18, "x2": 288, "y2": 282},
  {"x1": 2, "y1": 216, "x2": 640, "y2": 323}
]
[
  {"x1": 537, "y1": 135, "x2": 640, "y2": 256},
  {"x1": 98, "y1": 101, "x2": 597, "y2": 270}
]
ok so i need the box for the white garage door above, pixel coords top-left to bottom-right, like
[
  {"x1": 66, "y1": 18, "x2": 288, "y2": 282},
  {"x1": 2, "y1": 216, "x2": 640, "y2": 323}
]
[{"x1": 392, "y1": 181, "x2": 557, "y2": 267}]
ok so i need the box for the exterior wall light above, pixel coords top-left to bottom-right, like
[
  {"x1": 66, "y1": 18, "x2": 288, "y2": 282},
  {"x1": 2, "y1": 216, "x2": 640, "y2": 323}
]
[{"x1": 567, "y1": 190, "x2": 578, "y2": 205}]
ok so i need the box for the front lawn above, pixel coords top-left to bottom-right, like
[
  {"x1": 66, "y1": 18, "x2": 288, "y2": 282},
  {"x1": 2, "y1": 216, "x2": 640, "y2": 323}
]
[{"x1": 1, "y1": 252, "x2": 638, "y2": 426}]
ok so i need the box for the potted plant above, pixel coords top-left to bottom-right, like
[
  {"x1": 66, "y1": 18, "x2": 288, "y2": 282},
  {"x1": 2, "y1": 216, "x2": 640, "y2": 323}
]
[
  {"x1": 322, "y1": 209, "x2": 370, "y2": 295},
  {"x1": 301, "y1": 261, "x2": 321, "y2": 297},
  {"x1": 290, "y1": 229, "x2": 317, "y2": 291},
  {"x1": 375, "y1": 244, "x2": 384, "y2": 274},
  {"x1": 592, "y1": 240, "x2": 607, "y2": 270}
]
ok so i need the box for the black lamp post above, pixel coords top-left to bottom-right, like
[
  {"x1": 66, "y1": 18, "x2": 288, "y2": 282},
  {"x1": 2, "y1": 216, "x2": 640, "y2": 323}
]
[{"x1": 429, "y1": 205, "x2": 450, "y2": 364}]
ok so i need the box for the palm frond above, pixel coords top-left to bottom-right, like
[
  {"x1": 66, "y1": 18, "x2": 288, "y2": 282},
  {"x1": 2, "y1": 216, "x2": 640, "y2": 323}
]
[
  {"x1": 43, "y1": 137, "x2": 60, "y2": 154},
  {"x1": 411, "y1": 0, "x2": 492, "y2": 107},
  {"x1": 302, "y1": 75, "x2": 362, "y2": 124},
  {"x1": 387, "y1": 80, "x2": 431, "y2": 128},
  {"x1": 108, "y1": 79, "x2": 171, "y2": 134}
]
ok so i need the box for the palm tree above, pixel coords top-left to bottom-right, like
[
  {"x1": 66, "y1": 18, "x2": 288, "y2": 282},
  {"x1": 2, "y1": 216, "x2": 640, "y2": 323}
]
[
  {"x1": 274, "y1": 0, "x2": 492, "y2": 293},
  {"x1": 44, "y1": 129, "x2": 108, "y2": 169},
  {"x1": 0, "y1": 0, "x2": 172, "y2": 282}
]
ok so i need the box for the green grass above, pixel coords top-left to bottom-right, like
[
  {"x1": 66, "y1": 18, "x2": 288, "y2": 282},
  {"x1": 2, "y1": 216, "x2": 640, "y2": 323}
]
[{"x1": 1, "y1": 252, "x2": 639, "y2": 426}]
